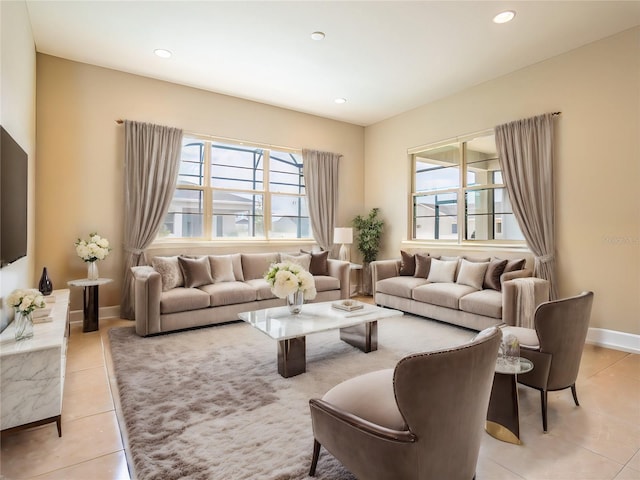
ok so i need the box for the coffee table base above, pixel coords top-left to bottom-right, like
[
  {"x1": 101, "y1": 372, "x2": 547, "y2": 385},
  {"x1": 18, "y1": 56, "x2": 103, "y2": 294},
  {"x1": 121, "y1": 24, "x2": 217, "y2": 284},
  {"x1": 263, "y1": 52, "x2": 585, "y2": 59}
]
[{"x1": 276, "y1": 321, "x2": 378, "y2": 378}]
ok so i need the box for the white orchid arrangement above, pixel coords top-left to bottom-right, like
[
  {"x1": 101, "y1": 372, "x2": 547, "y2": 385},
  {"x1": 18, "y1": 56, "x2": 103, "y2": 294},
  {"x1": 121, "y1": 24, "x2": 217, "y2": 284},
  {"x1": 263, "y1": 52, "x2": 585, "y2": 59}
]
[
  {"x1": 7, "y1": 288, "x2": 46, "y2": 314},
  {"x1": 75, "y1": 232, "x2": 111, "y2": 262},
  {"x1": 264, "y1": 262, "x2": 317, "y2": 300}
]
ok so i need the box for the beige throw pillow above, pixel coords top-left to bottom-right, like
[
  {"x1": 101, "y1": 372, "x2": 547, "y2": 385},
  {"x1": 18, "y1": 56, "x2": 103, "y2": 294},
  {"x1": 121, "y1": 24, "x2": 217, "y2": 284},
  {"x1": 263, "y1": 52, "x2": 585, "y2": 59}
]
[
  {"x1": 178, "y1": 256, "x2": 214, "y2": 288},
  {"x1": 209, "y1": 255, "x2": 236, "y2": 283},
  {"x1": 456, "y1": 259, "x2": 490, "y2": 290},
  {"x1": 281, "y1": 253, "x2": 312, "y2": 271},
  {"x1": 426, "y1": 259, "x2": 457, "y2": 283},
  {"x1": 151, "y1": 256, "x2": 184, "y2": 291},
  {"x1": 413, "y1": 253, "x2": 432, "y2": 278}
]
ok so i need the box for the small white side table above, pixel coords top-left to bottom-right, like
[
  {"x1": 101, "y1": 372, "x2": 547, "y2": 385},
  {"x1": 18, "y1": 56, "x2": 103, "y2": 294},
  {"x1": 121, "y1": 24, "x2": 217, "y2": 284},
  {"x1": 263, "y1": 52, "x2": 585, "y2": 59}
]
[
  {"x1": 349, "y1": 263, "x2": 363, "y2": 297},
  {"x1": 67, "y1": 278, "x2": 112, "y2": 332}
]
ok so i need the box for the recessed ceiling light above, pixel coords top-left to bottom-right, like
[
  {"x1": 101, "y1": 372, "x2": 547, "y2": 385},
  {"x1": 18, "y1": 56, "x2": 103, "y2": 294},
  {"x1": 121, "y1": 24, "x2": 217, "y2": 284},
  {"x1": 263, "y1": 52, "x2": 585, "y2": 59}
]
[
  {"x1": 334, "y1": 98, "x2": 347, "y2": 104},
  {"x1": 493, "y1": 10, "x2": 515, "y2": 24},
  {"x1": 154, "y1": 48, "x2": 172, "y2": 58},
  {"x1": 311, "y1": 31, "x2": 325, "y2": 41}
]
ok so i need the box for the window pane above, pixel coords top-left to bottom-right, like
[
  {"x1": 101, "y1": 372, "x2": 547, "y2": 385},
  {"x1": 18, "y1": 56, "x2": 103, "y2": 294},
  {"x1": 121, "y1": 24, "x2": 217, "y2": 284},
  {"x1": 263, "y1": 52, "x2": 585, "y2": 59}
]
[
  {"x1": 270, "y1": 195, "x2": 310, "y2": 239},
  {"x1": 163, "y1": 189, "x2": 203, "y2": 238},
  {"x1": 177, "y1": 140, "x2": 205, "y2": 186},
  {"x1": 413, "y1": 193, "x2": 457, "y2": 240},
  {"x1": 466, "y1": 134, "x2": 500, "y2": 187},
  {"x1": 414, "y1": 144, "x2": 460, "y2": 192},
  {"x1": 210, "y1": 143, "x2": 264, "y2": 190},
  {"x1": 212, "y1": 191, "x2": 264, "y2": 238},
  {"x1": 270, "y1": 151, "x2": 304, "y2": 194},
  {"x1": 465, "y1": 188, "x2": 524, "y2": 240}
]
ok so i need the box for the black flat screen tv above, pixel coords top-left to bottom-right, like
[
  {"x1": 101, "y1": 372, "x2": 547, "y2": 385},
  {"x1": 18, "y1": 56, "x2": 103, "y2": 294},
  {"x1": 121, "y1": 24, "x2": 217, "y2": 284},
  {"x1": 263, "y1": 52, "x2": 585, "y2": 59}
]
[{"x1": 1, "y1": 125, "x2": 28, "y2": 267}]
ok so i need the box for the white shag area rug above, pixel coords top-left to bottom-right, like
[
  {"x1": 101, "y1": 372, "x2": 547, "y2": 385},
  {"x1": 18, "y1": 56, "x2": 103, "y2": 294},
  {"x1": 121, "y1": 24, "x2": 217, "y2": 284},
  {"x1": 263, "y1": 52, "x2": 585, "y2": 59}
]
[{"x1": 108, "y1": 314, "x2": 475, "y2": 480}]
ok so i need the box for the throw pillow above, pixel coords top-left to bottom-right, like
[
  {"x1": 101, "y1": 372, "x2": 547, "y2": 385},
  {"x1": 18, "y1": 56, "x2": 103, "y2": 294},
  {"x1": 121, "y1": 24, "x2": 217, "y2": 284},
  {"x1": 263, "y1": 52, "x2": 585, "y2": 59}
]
[
  {"x1": 301, "y1": 250, "x2": 329, "y2": 276},
  {"x1": 413, "y1": 253, "x2": 432, "y2": 278},
  {"x1": 426, "y1": 258, "x2": 458, "y2": 283},
  {"x1": 440, "y1": 255, "x2": 461, "y2": 280},
  {"x1": 483, "y1": 258, "x2": 508, "y2": 291},
  {"x1": 456, "y1": 259, "x2": 490, "y2": 290},
  {"x1": 178, "y1": 255, "x2": 214, "y2": 288},
  {"x1": 241, "y1": 253, "x2": 280, "y2": 280},
  {"x1": 208, "y1": 255, "x2": 236, "y2": 283},
  {"x1": 503, "y1": 258, "x2": 526, "y2": 273},
  {"x1": 281, "y1": 253, "x2": 312, "y2": 271},
  {"x1": 151, "y1": 256, "x2": 184, "y2": 291},
  {"x1": 399, "y1": 250, "x2": 416, "y2": 276}
]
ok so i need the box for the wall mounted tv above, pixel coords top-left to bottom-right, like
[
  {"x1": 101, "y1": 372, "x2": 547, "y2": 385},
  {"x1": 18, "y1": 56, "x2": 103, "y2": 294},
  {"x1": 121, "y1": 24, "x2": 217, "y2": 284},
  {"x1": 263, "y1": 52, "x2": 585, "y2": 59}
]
[{"x1": 1, "y1": 126, "x2": 28, "y2": 267}]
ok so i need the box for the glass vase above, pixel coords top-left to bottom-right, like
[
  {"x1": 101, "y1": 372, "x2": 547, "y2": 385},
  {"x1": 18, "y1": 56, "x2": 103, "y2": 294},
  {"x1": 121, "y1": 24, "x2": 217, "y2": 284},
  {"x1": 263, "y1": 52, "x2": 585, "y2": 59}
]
[
  {"x1": 14, "y1": 310, "x2": 34, "y2": 341},
  {"x1": 87, "y1": 261, "x2": 99, "y2": 281},
  {"x1": 286, "y1": 290, "x2": 304, "y2": 315}
]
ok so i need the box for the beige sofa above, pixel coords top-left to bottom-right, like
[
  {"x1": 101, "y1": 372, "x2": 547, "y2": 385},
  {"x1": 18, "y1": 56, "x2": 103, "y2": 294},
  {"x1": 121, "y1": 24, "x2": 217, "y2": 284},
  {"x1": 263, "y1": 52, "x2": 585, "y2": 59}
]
[
  {"x1": 371, "y1": 253, "x2": 550, "y2": 331},
  {"x1": 132, "y1": 251, "x2": 350, "y2": 336}
]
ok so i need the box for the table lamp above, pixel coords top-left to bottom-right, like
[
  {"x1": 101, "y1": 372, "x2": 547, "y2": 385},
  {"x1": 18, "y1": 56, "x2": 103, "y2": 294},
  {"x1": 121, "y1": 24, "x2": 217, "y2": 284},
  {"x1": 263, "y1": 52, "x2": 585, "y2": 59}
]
[{"x1": 333, "y1": 227, "x2": 353, "y2": 262}]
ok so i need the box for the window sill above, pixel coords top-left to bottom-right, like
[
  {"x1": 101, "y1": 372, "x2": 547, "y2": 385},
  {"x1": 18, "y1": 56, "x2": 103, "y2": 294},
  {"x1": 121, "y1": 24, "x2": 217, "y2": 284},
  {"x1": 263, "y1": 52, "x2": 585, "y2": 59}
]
[{"x1": 400, "y1": 239, "x2": 531, "y2": 254}]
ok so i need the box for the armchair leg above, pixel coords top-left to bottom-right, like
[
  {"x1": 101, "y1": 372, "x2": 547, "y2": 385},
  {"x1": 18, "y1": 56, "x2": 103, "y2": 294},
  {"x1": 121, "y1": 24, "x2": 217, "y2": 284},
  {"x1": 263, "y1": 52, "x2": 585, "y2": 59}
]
[
  {"x1": 309, "y1": 439, "x2": 321, "y2": 477},
  {"x1": 541, "y1": 390, "x2": 548, "y2": 433},
  {"x1": 571, "y1": 384, "x2": 580, "y2": 406}
]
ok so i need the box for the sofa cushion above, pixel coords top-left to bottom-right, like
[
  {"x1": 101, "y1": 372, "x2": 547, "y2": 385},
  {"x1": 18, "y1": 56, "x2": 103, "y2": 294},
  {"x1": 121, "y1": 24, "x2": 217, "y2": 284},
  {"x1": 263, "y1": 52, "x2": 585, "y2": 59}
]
[
  {"x1": 414, "y1": 253, "x2": 432, "y2": 278},
  {"x1": 281, "y1": 252, "x2": 312, "y2": 271},
  {"x1": 301, "y1": 250, "x2": 329, "y2": 276},
  {"x1": 199, "y1": 281, "x2": 257, "y2": 307},
  {"x1": 501, "y1": 326, "x2": 540, "y2": 349},
  {"x1": 322, "y1": 369, "x2": 408, "y2": 431},
  {"x1": 412, "y1": 283, "x2": 477, "y2": 310},
  {"x1": 178, "y1": 256, "x2": 214, "y2": 288},
  {"x1": 459, "y1": 289, "x2": 503, "y2": 319},
  {"x1": 426, "y1": 258, "x2": 458, "y2": 283},
  {"x1": 399, "y1": 250, "x2": 415, "y2": 276},
  {"x1": 159, "y1": 287, "x2": 210, "y2": 314},
  {"x1": 151, "y1": 256, "x2": 184, "y2": 291},
  {"x1": 376, "y1": 276, "x2": 429, "y2": 299},
  {"x1": 313, "y1": 275, "x2": 340, "y2": 293},
  {"x1": 208, "y1": 255, "x2": 236, "y2": 283},
  {"x1": 241, "y1": 253, "x2": 279, "y2": 280},
  {"x1": 456, "y1": 259, "x2": 489, "y2": 290},
  {"x1": 244, "y1": 278, "x2": 278, "y2": 300},
  {"x1": 484, "y1": 258, "x2": 508, "y2": 291}
]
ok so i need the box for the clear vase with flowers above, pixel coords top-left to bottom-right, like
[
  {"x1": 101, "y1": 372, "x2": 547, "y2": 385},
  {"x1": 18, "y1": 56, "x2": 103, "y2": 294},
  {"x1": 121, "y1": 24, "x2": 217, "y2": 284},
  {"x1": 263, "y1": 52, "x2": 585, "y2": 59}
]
[
  {"x1": 75, "y1": 232, "x2": 111, "y2": 280},
  {"x1": 7, "y1": 288, "x2": 46, "y2": 341},
  {"x1": 264, "y1": 262, "x2": 317, "y2": 314}
]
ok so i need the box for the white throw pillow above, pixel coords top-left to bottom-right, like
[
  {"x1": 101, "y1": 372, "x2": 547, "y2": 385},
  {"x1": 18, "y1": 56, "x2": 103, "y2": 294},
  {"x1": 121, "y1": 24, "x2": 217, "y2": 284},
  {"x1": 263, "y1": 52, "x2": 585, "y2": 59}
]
[
  {"x1": 426, "y1": 259, "x2": 458, "y2": 283},
  {"x1": 280, "y1": 253, "x2": 312, "y2": 272},
  {"x1": 209, "y1": 255, "x2": 236, "y2": 283},
  {"x1": 456, "y1": 259, "x2": 490, "y2": 290}
]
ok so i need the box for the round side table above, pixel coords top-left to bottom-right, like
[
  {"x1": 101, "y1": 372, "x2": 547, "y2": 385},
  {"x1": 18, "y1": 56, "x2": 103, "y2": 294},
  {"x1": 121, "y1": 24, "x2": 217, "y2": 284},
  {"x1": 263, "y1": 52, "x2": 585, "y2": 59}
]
[{"x1": 67, "y1": 278, "x2": 112, "y2": 332}]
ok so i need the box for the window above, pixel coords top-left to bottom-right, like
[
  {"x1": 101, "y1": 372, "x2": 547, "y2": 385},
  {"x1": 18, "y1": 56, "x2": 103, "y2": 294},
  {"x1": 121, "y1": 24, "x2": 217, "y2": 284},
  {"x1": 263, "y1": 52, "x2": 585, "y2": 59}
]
[
  {"x1": 160, "y1": 137, "x2": 309, "y2": 240},
  {"x1": 410, "y1": 132, "x2": 524, "y2": 243}
]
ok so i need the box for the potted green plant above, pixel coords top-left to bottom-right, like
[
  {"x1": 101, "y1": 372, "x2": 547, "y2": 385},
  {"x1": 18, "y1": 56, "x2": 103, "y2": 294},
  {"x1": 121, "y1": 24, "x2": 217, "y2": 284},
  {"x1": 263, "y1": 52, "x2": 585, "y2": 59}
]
[{"x1": 352, "y1": 208, "x2": 384, "y2": 294}]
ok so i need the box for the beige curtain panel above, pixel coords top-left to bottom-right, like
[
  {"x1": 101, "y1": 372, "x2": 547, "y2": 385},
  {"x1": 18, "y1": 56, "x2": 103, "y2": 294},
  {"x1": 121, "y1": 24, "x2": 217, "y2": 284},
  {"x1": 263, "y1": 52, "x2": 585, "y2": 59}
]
[
  {"x1": 302, "y1": 149, "x2": 341, "y2": 253},
  {"x1": 120, "y1": 120, "x2": 183, "y2": 319},
  {"x1": 495, "y1": 113, "x2": 558, "y2": 299}
]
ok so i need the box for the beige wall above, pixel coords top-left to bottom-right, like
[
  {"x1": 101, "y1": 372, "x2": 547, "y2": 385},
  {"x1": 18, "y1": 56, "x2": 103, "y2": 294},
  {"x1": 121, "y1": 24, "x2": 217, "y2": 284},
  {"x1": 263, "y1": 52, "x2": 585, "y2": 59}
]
[
  {"x1": 35, "y1": 55, "x2": 365, "y2": 312},
  {"x1": 0, "y1": 1, "x2": 36, "y2": 327},
  {"x1": 364, "y1": 27, "x2": 640, "y2": 335}
]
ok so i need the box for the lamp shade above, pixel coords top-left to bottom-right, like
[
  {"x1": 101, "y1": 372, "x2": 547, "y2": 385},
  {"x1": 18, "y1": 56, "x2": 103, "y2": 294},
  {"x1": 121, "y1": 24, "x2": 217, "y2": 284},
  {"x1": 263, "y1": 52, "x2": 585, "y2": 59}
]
[{"x1": 333, "y1": 227, "x2": 353, "y2": 244}]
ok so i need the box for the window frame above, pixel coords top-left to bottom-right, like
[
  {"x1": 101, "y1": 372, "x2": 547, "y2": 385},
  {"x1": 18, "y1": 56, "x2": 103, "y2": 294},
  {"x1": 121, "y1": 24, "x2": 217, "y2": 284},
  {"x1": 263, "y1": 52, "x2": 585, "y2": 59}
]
[
  {"x1": 155, "y1": 134, "x2": 312, "y2": 244},
  {"x1": 409, "y1": 130, "x2": 526, "y2": 246}
]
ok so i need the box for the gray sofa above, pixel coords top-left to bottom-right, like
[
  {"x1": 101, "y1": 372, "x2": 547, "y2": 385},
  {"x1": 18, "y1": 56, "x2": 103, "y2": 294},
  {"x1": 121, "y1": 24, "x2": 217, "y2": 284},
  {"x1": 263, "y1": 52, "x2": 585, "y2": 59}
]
[
  {"x1": 132, "y1": 251, "x2": 350, "y2": 336},
  {"x1": 371, "y1": 253, "x2": 550, "y2": 331}
]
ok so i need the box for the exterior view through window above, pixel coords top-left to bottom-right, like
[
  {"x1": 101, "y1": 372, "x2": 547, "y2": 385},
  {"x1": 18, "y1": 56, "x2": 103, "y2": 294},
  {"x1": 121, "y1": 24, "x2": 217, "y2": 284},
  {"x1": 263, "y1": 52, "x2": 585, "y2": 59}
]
[
  {"x1": 411, "y1": 133, "x2": 524, "y2": 243},
  {"x1": 160, "y1": 137, "x2": 309, "y2": 240}
]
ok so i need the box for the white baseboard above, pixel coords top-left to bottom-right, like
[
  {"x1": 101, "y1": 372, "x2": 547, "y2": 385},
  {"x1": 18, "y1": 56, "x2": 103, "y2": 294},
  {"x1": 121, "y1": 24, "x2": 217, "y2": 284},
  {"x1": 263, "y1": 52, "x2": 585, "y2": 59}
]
[
  {"x1": 69, "y1": 305, "x2": 121, "y2": 324},
  {"x1": 586, "y1": 327, "x2": 640, "y2": 354}
]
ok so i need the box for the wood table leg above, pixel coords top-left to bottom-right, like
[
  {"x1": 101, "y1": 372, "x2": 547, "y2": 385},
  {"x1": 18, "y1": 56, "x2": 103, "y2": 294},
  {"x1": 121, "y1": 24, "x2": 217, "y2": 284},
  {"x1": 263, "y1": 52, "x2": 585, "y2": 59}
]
[
  {"x1": 277, "y1": 337, "x2": 306, "y2": 378},
  {"x1": 486, "y1": 372, "x2": 522, "y2": 444},
  {"x1": 83, "y1": 285, "x2": 100, "y2": 332},
  {"x1": 340, "y1": 321, "x2": 378, "y2": 353}
]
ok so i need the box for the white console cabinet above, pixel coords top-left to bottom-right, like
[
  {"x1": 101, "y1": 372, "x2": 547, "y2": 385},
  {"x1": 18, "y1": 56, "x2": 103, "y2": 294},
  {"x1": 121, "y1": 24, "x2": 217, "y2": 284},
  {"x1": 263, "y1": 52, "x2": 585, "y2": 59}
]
[{"x1": 0, "y1": 289, "x2": 70, "y2": 436}]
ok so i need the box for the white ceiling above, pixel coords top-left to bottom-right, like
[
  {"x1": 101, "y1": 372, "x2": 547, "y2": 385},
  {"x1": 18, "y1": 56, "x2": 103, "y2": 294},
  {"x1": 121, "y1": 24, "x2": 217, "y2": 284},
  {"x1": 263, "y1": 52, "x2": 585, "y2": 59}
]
[{"x1": 25, "y1": 1, "x2": 640, "y2": 126}]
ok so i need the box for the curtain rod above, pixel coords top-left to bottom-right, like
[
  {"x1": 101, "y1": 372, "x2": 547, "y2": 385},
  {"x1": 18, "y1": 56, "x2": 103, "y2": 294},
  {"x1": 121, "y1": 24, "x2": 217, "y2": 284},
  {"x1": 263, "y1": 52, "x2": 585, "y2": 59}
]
[{"x1": 552, "y1": 112, "x2": 562, "y2": 116}]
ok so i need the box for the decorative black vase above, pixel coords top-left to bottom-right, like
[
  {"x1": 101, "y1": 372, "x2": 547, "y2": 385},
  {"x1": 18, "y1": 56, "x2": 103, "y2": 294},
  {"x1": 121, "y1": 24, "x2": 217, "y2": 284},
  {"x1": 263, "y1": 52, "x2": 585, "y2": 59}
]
[{"x1": 38, "y1": 267, "x2": 53, "y2": 295}]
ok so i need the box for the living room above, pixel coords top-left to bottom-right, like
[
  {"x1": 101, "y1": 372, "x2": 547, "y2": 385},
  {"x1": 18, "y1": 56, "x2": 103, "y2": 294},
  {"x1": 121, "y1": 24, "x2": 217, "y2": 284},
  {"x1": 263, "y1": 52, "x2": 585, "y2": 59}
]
[{"x1": 1, "y1": 1, "x2": 639, "y2": 479}]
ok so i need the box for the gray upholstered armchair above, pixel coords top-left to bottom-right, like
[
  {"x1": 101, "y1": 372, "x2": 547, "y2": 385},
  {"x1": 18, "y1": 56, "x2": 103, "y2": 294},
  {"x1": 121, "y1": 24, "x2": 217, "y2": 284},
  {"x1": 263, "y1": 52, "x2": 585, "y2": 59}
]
[
  {"x1": 502, "y1": 291, "x2": 594, "y2": 432},
  {"x1": 308, "y1": 327, "x2": 502, "y2": 480}
]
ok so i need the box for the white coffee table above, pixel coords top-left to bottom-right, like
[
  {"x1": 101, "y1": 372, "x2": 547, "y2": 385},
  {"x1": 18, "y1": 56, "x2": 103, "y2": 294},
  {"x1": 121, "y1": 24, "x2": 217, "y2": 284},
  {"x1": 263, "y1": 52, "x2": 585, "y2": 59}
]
[{"x1": 238, "y1": 301, "x2": 403, "y2": 377}]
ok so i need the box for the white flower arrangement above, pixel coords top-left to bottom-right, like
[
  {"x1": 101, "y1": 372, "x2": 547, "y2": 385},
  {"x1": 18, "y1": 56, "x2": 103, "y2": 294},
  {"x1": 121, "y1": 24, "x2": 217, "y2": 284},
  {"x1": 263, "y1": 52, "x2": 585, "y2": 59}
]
[
  {"x1": 264, "y1": 262, "x2": 317, "y2": 300},
  {"x1": 7, "y1": 288, "x2": 46, "y2": 314},
  {"x1": 75, "y1": 232, "x2": 111, "y2": 262}
]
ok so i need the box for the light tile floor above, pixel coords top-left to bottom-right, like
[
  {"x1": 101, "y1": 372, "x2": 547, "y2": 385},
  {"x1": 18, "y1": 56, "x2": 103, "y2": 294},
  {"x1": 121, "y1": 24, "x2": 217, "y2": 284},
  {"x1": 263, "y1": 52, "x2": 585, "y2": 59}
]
[{"x1": 1, "y1": 314, "x2": 639, "y2": 480}]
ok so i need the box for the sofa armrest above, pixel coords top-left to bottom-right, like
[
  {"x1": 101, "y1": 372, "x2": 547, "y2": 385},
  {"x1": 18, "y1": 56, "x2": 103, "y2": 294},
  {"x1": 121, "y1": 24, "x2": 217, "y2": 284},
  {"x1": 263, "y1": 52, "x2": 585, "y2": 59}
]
[
  {"x1": 131, "y1": 265, "x2": 162, "y2": 336},
  {"x1": 370, "y1": 260, "x2": 401, "y2": 291},
  {"x1": 327, "y1": 259, "x2": 350, "y2": 299},
  {"x1": 502, "y1": 274, "x2": 551, "y2": 327}
]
